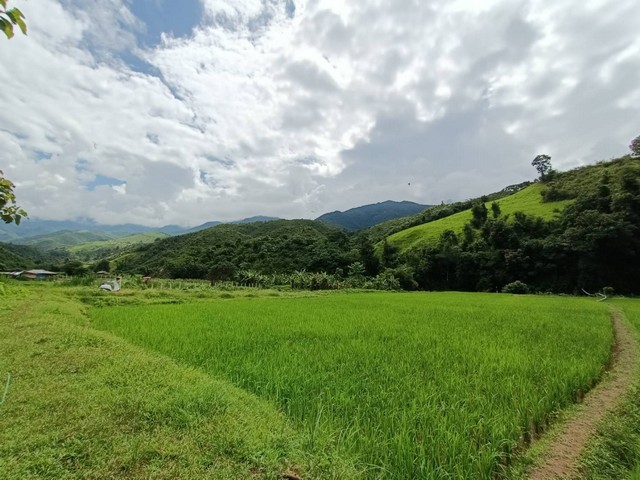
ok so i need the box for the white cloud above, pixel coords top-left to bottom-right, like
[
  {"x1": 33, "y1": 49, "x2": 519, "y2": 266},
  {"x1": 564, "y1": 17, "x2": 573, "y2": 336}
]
[{"x1": 0, "y1": 0, "x2": 638, "y2": 226}]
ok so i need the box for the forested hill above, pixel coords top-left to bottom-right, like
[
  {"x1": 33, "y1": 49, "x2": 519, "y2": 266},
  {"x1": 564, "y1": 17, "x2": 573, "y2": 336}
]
[
  {"x1": 316, "y1": 200, "x2": 431, "y2": 230},
  {"x1": 383, "y1": 155, "x2": 640, "y2": 294},
  {"x1": 0, "y1": 242, "x2": 65, "y2": 271},
  {"x1": 356, "y1": 181, "x2": 532, "y2": 244},
  {"x1": 116, "y1": 219, "x2": 354, "y2": 278}
]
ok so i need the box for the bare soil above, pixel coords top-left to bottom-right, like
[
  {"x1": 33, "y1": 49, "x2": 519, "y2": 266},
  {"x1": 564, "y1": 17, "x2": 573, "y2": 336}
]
[{"x1": 527, "y1": 310, "x2": 638, "y2": 480}]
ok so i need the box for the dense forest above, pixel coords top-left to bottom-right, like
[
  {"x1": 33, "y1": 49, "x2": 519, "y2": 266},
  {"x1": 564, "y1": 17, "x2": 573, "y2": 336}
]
[{"x1": 0, "y1": 242, "x2": 65, "y2": 271}]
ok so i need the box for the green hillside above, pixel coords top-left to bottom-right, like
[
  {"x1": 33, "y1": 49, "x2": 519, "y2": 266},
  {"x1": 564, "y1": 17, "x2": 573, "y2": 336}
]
[
  {"x1": 69, "y1": 232, "x2": 170, "y2": 261},
  {"x1": 0, "y1": 244, "x2": 33, "y2": 271},
  {"x1": 386, "y1": 183, "x2": 572, "y2": 253},
  {"x1": 0, "y1": 242, "x2": 65, "y2": 271},
  {"x1": 359, "y1": 181, "x2": 532, "y2": 245},
  {"x1": 117, "y1": 219, "x2": 352, "y2": 278},
  {"x1": 15, "y1": 230, "x2": 118, "y2": 251}
]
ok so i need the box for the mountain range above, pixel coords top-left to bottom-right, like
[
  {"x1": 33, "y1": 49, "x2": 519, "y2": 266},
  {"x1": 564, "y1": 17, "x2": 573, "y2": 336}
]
[{"x1": 0, "y1": 202, "x2": 428, "y2": 243}]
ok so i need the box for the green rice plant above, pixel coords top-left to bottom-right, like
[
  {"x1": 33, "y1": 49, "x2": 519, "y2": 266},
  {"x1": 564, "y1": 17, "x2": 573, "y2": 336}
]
[
  {"x1": 1, "y1": 289, "x2": 355, "y2": 480},
  {"x1": 90, "y1": 292, "x2": 612, "y2": 479}
]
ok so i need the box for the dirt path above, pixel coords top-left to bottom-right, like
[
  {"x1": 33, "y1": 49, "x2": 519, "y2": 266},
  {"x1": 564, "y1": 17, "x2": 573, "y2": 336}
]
[{"x1": 527, "y1": 310, "x2": 638, "y2": 480}]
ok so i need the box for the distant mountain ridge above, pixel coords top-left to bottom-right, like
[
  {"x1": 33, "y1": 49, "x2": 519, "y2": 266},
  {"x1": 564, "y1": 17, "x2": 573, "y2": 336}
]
[
  {"x1": 316, "y1": 200, "x2": 432, "y2": 231},
  {"x1": 1, "y1": 200, "x2": 428, "y2": 242},
  {"x1": 0, "y1": 216, "x2": 282, "y2": 243}
]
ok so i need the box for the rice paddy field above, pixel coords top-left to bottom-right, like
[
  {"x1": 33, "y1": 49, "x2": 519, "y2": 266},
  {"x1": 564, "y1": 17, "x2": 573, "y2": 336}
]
[{"x1": 89, "y1": 291, "x2": 613, "y2": 479}]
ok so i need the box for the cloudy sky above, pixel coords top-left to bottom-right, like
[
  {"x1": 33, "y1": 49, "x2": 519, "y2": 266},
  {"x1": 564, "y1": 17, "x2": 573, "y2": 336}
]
[{"x1": 0, "y1": 0, "x2": 638, "y2": 226}]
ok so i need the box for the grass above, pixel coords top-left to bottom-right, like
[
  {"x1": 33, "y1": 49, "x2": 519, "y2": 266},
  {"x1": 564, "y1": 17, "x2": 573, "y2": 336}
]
[
  {"x1": 0, "y1": 283, "x2": 354, "y2": 479},
  {"x1": 89, "y1": 291, "x2": 612, "y2": 479},
  {"x1": 577, "y1": 298, "x2": 640, "y2": 479},
  {"x1": 385, "y1": 184, "x2": 572, "y2": 253}
]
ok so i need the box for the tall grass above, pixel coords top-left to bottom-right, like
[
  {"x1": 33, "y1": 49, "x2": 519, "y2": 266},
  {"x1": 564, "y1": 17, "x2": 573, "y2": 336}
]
[{"x1": 90, "y1": 292, "x2": 611, "y2": 479}]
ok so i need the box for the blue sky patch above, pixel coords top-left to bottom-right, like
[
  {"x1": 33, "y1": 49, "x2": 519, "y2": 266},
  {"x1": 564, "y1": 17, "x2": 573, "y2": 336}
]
[
  {"x1": 130, "y1": 0, "x2": 203, "y2": 48},
  {"x1": 118, "y1": 50, "x2": 161, "y2": 77},
  {"x1": 205, "y1": 155, "x2": 235, "y2": 168},
  {"x1": 34, "y1": 151, "x2": 53, "y2": 163},
  {"x1": 86, "y1": 174, "x2": 126, "y2": 191},
  {"x1": 75, "y1": 159, "x2": 90, "y2": 172},
  {"x1": 285, "y1": 0, "x2": 296, "y2": 18}
]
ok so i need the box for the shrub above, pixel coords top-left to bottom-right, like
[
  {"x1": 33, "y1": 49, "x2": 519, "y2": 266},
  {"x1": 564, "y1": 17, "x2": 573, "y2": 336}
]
[{"x1": 502, "y1": 280, "x2": 530, "y2": 294}]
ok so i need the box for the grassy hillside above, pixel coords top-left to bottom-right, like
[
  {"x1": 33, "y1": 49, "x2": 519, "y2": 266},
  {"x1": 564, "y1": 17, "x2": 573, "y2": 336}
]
[
  {"x1": 14, "y1": 230, "x2": 118, "y2": 250},
  {"x1": 69, "y1": 232, "x2": 170, "y2": 261},
  {"x1": 359, "y1": 181, "x2": 532, "y2": 245},
  {"x1": 386, "y1": 183, "x2": 572, "y2": 253}
]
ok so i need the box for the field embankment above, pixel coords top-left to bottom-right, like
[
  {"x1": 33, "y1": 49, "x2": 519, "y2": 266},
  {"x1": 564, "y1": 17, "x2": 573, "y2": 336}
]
[{"x1": 0, "y1": 284, "x2": 353, "y2": 479}]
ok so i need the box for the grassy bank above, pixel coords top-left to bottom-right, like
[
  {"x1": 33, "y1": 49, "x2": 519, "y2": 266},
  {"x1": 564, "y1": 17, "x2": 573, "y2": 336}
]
[{"x1": 0, "y1": 283, "x2": 355, "y2": 479}]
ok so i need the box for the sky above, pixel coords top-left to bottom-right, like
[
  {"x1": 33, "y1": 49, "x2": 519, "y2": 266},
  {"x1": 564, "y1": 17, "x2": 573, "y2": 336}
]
[{"x1": 0, "y1": 0, "x2": 638, "y2": 227}]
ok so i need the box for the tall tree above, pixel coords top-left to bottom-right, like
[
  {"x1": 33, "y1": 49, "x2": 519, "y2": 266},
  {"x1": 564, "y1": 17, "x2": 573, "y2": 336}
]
[
  {"x1": 359, "y1": 237, "x2": 380, "y2": 276},
  {"x1": 470, "y1": 202, "x2": 488, "y2": 228},
  {"x1": 630, "y1": 134, "x2": 640, "y2": 157},
  {"x1": 531, "y1": 154, "x2": 552, "y2": 180}
]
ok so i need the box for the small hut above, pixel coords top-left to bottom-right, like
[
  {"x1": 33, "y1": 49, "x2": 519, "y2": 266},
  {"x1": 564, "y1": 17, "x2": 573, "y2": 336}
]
[{"x1": 20, "y1": 269, "x2": 59, "y2": 280}]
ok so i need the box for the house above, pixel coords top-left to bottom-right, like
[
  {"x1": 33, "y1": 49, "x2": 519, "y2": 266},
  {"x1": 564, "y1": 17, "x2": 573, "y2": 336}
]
[{"x1": 19, "y1": 269, "x2": 59, "y2": 280}]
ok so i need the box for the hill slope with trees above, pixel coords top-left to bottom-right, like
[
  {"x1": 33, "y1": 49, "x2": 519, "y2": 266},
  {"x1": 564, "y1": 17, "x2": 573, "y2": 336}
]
[
  {"x1": 383, "y1": 156, "x2": 640, "y2": 293},
  {"x1": 385, "y1": 183, "x2": 572, "y2": 254},
  {"x1": 116, "y1": 220, "x2": 354, "y2": 279}
]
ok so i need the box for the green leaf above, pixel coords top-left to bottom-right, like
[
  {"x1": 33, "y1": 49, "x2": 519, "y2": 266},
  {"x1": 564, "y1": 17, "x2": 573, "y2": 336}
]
[
  {"x1": 10, "y1": 7, "x2": 24, "y2": 19},
  {"x1": 15, "y1": 14, "x2": 25, "y2": 34},
  {"x1": 5, "y1": 9, "x2": 26, "y2": 35},
  {"x1": 5, "y1": 8, "x2": 19, "y2": 23},
  {"x1": 0, "y1": 1, "x2": 7, "y2": 10},
  {"x1": 0, "y1": 18, "x2": 13, "y2": 39}
]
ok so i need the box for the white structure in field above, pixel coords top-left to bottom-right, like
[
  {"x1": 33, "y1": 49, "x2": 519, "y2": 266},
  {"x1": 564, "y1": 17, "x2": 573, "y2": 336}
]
[{"x1": 99, "y1": 276, "x2": 121, "y2": 292}]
